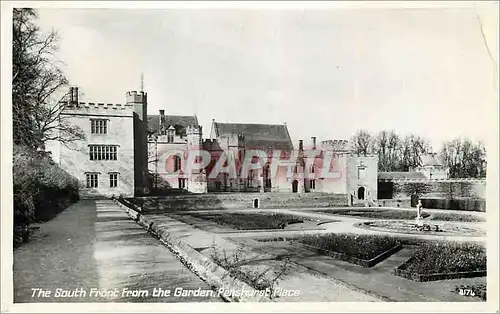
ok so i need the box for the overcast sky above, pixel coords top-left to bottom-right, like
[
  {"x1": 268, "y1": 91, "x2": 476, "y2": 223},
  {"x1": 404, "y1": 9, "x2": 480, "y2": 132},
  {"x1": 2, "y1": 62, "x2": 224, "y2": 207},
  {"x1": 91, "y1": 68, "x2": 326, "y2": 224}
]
[{"x1": 37, "y1": 5, "x2": 498, "y2": 151}]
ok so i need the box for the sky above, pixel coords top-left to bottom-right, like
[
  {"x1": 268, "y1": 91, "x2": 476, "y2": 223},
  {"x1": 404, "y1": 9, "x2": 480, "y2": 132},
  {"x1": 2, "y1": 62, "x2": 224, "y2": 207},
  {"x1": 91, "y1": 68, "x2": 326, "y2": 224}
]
[{"x1": 36, "y1": 4, "x2": 498, "y2": 151}]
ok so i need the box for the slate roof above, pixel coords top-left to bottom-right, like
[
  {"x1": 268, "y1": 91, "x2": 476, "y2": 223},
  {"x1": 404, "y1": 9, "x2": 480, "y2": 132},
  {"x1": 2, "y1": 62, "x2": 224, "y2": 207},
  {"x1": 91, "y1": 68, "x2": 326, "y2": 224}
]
[
  {"x1": 378, "y1": 172, "x2": 428, "y2": 181},
  {"x1": 148, "y1": 115, "x2": 199, "y2": 136},
  {"x1": 213, "y1": 122, "x2": 294, "y2": 150}
]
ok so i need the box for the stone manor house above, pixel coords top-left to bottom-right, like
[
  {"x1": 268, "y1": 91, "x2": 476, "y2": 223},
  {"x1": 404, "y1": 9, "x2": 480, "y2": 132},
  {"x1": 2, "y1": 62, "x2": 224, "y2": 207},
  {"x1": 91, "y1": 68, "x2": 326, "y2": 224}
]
[{"x1": 58, "y1": 87, "x2": 380, "y2": 203}]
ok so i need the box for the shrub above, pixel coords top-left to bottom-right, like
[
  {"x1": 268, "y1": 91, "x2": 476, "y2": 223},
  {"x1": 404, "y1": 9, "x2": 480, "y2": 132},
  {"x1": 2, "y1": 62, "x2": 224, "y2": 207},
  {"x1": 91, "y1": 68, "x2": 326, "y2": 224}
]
[
  {"x1": 297, "y1": 233, "x2": 400, "y2": 260},
  {"x1": 13, "y1": 144, "x2": 79, "y2": 247},
  {"x1": 211, "y1": 243, "x2": 291, "y2": 299},
  {"x1": 405, "y1": 242, "x2": 486, "y2": 274}
]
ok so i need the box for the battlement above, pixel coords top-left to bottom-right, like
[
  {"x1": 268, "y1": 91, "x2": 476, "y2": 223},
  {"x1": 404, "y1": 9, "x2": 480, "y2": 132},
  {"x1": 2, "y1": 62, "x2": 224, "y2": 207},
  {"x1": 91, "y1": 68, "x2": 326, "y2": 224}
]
[
  {"x1": 62, "y1": 101, "x2": 133, "y2": 110},
  {"x1": 126, "y1": 90, "x2": 147, "y2": 104},
  {"x1": 321, "y1": 139, "x2": 350, "y2": 152},
  {"x1": 186, "y1": 125, "x2": 203, "y2": 134}
]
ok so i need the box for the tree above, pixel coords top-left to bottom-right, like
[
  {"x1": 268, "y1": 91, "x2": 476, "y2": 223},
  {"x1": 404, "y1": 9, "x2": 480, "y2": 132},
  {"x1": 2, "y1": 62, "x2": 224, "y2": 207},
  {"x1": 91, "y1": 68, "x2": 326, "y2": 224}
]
[
  {"x1": 398, "y1": 134, "x2": 431, "y2": 171},
  {"x1": 440, "y1": 138, "x2": 486, "y2": 178},
  {"x1": 12, "y1": 8, "x2": 84, "y2": 150},
  {"x1": 351, "y1": 130, "x2": 373, "y2": 156},
  {"x1": 395, "y1": 182, "x2": 433, "y2": 205},
  {"x1": 373, "y1": 130, "x2": 401, "y2": 171}
]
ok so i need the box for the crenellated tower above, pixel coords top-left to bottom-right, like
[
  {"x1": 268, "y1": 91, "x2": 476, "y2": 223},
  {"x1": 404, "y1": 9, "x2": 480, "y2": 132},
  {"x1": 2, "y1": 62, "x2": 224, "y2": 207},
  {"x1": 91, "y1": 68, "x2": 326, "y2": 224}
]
[
  {"x1": 186, "y1": 125, "x2": 207, "y2": 193},
  {"x1": 127, "y1": 90, "x2": 149, "y2": 195}
]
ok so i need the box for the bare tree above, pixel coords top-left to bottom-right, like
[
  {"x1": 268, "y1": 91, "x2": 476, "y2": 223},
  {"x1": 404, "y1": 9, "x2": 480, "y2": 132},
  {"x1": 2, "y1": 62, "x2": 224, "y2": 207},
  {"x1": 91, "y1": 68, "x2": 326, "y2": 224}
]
[
  {"x1": 440, "y1": 138, "x2": 486, "y2": 178},
  {"x1": 13, "y1": 8, "x2": 84, "y2": 150},
  {"x1": 398, "y1": 134, "x2": 431, "y2": 171},
  {"x1": 351, "y1": 130, "x2": 373, "y2": 156},
  {"x1": 373, "y1": 130, "x2": 402, "y2": 171}
]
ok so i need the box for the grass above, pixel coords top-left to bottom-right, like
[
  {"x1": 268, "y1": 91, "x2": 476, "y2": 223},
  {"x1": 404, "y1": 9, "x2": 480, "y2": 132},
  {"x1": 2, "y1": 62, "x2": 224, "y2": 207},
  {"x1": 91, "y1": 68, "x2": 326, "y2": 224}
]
[
  {"x1": 187, "y1": 212, "x2": 314, "y2": 230},
  {"x1": 404, "y1": 242, "x2": 486, "y2": 275},
  {"x1": 295, "y1": 233, "x2": 400, "y2": 260},
  {"x1": 317, "y1": 208, "x2": 484, "y2": 222}
]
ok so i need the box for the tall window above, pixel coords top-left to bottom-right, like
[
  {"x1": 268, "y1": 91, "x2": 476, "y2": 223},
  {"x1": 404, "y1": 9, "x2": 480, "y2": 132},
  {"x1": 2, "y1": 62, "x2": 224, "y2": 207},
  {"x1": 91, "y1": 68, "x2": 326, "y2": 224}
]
[
  {"x1": 174, "y1": 155, "x2": 181, "y2": 172},
  {"x1": 109, "y1": 173, "x2": 118, "y2": 188},
  {"x1": 167, "y1": 129, "x2": 174, "y2": 143},
  {"x1": 91, "y1": 119, "x2": 108, "y2": 134},
  {"x1": 89, "y1": 145, "x2": 118, "y2": 160},
  {"x1": 178, "y1": 178, "x2": 186, "y2": 189},
  {"x1": 310, "y1": 179, "x2": 316, "y2": 189},
  {"x1": 86, "y1": 173, "x2": 99, "y2": 188}
]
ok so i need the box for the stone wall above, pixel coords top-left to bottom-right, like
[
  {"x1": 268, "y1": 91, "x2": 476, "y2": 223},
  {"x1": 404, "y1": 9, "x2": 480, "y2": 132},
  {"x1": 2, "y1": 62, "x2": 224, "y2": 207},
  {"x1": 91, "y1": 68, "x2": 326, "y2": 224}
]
[
  {"x1": 393, "y1": 180, "x2": 486, "y2": 199},
  {"x1": 134, "y1": 192, "x2": 348, "y2": 211}
]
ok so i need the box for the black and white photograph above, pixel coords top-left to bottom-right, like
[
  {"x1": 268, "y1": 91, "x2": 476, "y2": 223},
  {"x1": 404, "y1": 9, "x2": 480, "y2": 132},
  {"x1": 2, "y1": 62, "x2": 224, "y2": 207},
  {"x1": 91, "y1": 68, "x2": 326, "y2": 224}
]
[{"x1": 1, "y1": 1, "x2": 499, "y2": 313}]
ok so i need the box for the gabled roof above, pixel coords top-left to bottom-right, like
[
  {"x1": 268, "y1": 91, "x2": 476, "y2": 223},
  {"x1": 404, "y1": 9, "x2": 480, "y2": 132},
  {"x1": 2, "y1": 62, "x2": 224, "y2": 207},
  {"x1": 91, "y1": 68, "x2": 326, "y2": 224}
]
[
  {"x1": 148, "y1": 114, "x2": 198, "y2": 136},
  {"x1": 378, "y1": 172, "x2": 427, "y2": 181},
  {"x1": 213, "y1": 122, "x2": 294, "y2": 150}
]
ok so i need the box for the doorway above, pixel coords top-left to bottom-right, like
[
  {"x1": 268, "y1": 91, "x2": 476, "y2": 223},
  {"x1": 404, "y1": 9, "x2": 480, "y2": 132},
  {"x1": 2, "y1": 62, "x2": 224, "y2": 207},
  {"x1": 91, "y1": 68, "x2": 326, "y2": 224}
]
[
  {"x1": 292, "y1": 180, "x2": 299, "y2": 193},
  {"x1": 358, "y1": 186, "x2": 365, "y2": 200}
]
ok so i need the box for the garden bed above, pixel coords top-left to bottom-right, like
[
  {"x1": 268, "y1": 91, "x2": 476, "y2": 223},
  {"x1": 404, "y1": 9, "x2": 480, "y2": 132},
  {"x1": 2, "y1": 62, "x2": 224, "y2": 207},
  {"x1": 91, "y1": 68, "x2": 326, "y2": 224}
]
[
  {"x1": 258, "y1": 233, "x2": 402, "y2": 267},
  {"x1": 393, "y1": 242, "x2": 486, "y2": 282},
  {"x1": 317, "y1": 208, "x2": 484, "y2": 222},
  {"x1": 186, "y1": 212, "x2": 317, "y2": 230}
]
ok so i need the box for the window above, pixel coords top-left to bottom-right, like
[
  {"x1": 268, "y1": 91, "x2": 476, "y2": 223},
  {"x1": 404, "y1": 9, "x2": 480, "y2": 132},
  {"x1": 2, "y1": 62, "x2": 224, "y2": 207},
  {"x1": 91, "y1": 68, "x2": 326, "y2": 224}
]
[
  {"x1": 178, "y1": 178, "x2": 186, "y2": 189},
  {"x1": 109, "y1": 173, "x2": 118, "y2": 188},
  {"x1": 357, "y1": 167, "x2": 366, "y2": 179},
  {"x1": 86, "y1": 173, "x2": 99, "y2": 188},
  {"x1": 174, "y1": 155, "x2": 181, "y2": 172},
  {"x1": 91, "y1": 119, "x2": 107, "y2": 134},
  {"x1": 310, "y1": 179, "x2": 316, "y2": 189},
  {"x1": 89, "y1": 145, "x2": 118, "y2": 160},
  {"x1": 167, "y1": 129, "x2": 174, "y2": 143}
]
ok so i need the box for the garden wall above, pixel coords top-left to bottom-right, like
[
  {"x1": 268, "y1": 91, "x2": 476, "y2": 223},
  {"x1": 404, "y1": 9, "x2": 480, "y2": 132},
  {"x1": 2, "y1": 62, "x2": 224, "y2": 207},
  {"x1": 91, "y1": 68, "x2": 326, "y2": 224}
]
[
  {"x1": 133, "y1": 192, "x2": 348, "y2": 212},
  {"x1": 393, "y1": 180, "x2": 486, "y2": 199}
]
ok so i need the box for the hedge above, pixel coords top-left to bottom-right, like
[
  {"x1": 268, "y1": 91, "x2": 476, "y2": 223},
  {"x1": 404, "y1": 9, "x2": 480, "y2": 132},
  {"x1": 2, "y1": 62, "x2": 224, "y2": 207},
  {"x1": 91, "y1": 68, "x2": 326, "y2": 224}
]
[
  {"x1": 420, "y1": 197, "x2": 486, "y2": 212},
  {"x1": 13, "y1": 144, "x2": 80, "y2": 247}
]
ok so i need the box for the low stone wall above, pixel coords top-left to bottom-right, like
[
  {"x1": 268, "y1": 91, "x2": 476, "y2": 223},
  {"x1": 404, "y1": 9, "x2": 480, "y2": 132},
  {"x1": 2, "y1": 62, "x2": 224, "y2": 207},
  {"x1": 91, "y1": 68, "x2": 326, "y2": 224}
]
[
  {"x1": 134, "y1": 192, "x2": 348, "y2": 212},
  {"x1": 113, "y1": 198, "x2": 271, "y2": 302}
]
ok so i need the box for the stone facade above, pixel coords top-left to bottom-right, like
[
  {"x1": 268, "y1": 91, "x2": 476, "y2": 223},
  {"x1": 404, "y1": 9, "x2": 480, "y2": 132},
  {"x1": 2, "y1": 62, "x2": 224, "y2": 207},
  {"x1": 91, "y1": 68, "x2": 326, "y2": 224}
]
[
  {"x1": 59, "y1": 87, "x2": 379, "y2": 200},
  {"x1": 59, "y1": 88, "x2": 136, "y2": 198}
]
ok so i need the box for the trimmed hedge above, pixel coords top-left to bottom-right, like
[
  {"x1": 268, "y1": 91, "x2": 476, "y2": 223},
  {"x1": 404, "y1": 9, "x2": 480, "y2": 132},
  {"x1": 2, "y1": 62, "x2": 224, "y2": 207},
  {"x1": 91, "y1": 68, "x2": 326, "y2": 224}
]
[
  {"x1": 187, "y1": 212, "x2": 314, "y2": 230},
  {"x1": 420, "y1": 197, "x2": 485, "y2": 212},
  {"x1": 13, "y1": 145, "x2": 79, "y2": 247},
  {"x1": 402, "y1": 242, "x2": 486, "y2": 275},
  {"x1": 296, "y1": 233, "x2": 400, "y2": 260}
]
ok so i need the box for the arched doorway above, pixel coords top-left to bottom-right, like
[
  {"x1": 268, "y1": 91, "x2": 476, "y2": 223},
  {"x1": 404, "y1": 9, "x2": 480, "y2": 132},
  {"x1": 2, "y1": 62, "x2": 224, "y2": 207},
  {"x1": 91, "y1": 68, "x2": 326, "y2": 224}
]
[
  {"x1": 358, "y1": 186, "x2": 365, "y2": 200},
  {"x1": 253, "y1": 198, "x2": 259, "y2": 208},
  {"x1": 292, "y1": 180, "x2": 299, "y2": 193}
]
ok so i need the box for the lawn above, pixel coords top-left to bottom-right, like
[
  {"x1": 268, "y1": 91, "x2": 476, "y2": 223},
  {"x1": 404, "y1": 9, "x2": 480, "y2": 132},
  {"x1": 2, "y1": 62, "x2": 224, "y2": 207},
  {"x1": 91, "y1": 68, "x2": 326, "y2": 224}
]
[
  {"x1": 404, "y1": 242, "x2": 486, "y2": 275},
  {"x1": 317, "y1": 208, "x2": 484, "y2": 222},
  {"x1": 295, "y1": 233, "x2": 400, "y2": 260},
  {"x1": 187, "y1": 212, "x2": 314, "y2": 230}
]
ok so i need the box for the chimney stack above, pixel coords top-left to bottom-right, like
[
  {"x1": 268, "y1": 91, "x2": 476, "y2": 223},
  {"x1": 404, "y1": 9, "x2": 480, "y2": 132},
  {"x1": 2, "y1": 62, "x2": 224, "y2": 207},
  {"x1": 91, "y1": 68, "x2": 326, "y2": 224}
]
[
  {"x1": 311, "y1": 136, "x2": 317, "y2": 150},
  {"x1": 299, "y1": 140, "x2": 303, "y2": 151},
  {"x1": 69, "y1": 87, "x2": 74, "y2": 103},
  {"x1": 159, "y1": 109, "x2": 165, "y2": 127},
  {"x1": 74, "y1": 87, "x2": 79, "y2": 104}
]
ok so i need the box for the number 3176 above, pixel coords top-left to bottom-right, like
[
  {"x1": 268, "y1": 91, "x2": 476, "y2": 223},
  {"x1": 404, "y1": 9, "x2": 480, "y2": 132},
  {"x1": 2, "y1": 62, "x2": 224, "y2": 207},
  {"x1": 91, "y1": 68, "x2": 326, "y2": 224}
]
[{"x1": 458, "y1": 289, "x2": 476, "y2": 296}]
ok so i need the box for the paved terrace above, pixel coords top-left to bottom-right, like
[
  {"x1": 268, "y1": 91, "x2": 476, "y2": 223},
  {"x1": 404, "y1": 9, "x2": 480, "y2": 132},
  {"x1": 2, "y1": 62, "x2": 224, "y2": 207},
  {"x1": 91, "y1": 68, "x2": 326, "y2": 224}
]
[{"x1": 13, "y1": 200, "x2": 222, "y2": 303}]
